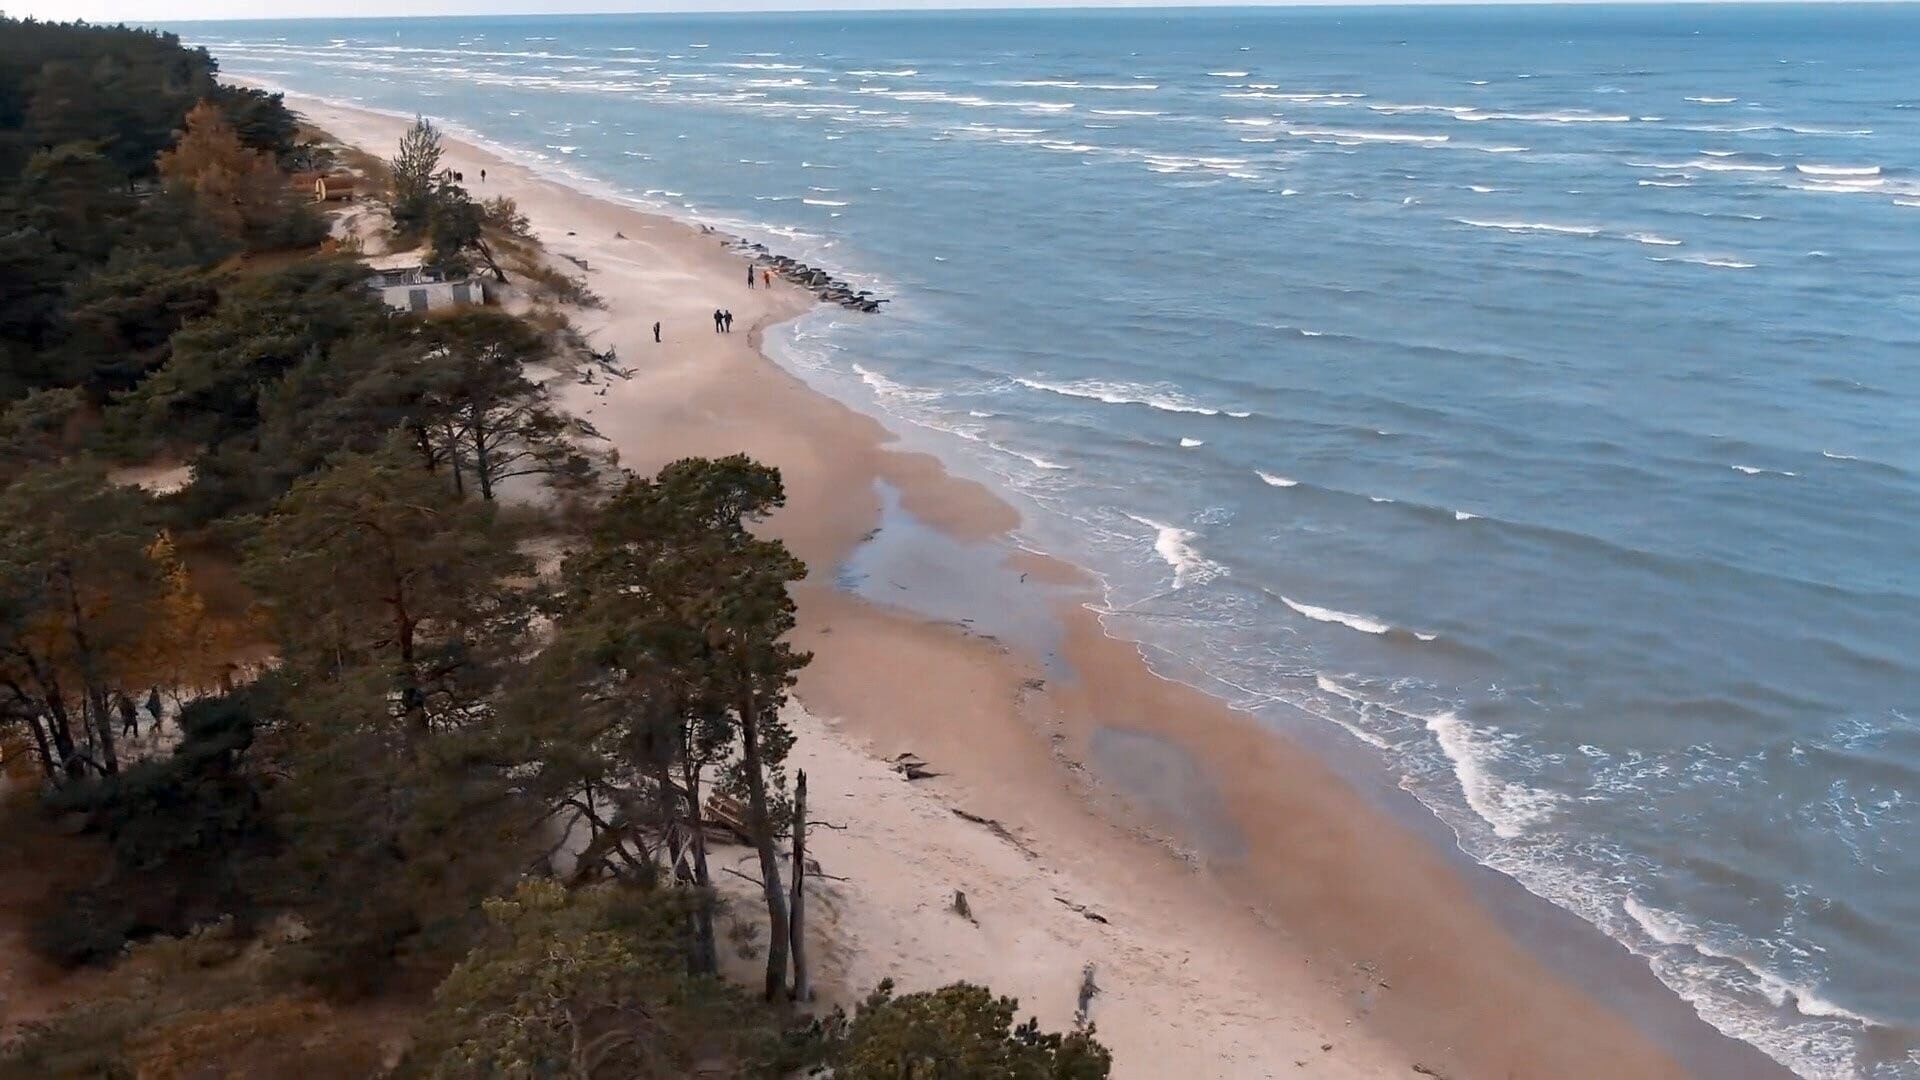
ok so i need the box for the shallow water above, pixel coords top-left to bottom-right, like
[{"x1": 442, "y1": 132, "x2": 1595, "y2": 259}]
[{"x1": 190, "y1": 7, "x2": 1920, "y2": 1075}]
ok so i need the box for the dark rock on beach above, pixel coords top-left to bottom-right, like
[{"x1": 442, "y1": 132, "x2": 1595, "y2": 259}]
[{"x1": 726, "y1": 237, "x2": 888, "y2": 313}]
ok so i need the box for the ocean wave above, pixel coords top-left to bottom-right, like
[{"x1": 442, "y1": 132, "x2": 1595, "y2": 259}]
[
  {"x1": 851, "y1": 362, "x2": 939, "y2": 404},
  {"x1": 1623, "y1": 897, "x2": 1885, "y2": 1027},
  {"x1": 1014, "y1": 376, "x2": 1221, "y2": 415},
  {"x1": 1288, "y1": 126, "x2": 1448, "y2": 144},
  {"x1": 1179, "y1": 437, "x2": 1204, "y2": 447},
  {"x1": 1255, "y1": 470, "x2": 1298, "y2": 487},
  {"x1": 1206, "y1": 70, "x2": 1250, "y2": 77},
  {"x1": 1307, "y1": 676, "x2": 1398, "y2": 749},
  {"x1": 846, "y1": 68, "x2": 916, "y2": 77},
  {"x1": 1685, "y1": 95, "x2": 1737, "y2": 104},
  {"x1": 1124, "y1": 513, "x2": 1223, "y2": 588},
  {"x1": 1452, "y1": 218, "x2": 1601, "y2": 237},
  {"x1": 1456, "y1": 109, "x2": 1631, "y2": 124},
  {"x1": 1626, "y1": 232, "x2": 1684, "y2": 247},
  {"x1": 988, "y1": 442, "x2": 1070, "y2": 471},
  {"x1": 1426, "y1": 710, "x2": 1564, "y2": 839},
  {"x1": 1731, "y1": 464, "x2": 1798, "y2": 477},
  {"x1": 1282, "y1": 596, "x2": 1390, "y2": 635},
  {"x1": 1795, "y1": 163, "x2": 1881, "y2": 177},
  {"x1": 802, "y1": 198, "x2": 848, "y2": 206},
  {"x1": 1650, "y1": 255, "x2": 1757, "y2": 270}
]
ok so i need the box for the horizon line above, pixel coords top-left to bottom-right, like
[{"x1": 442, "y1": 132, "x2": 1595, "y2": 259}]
[{"x1": 128, "y1": 0, "x2": 1920, "y2": 26}]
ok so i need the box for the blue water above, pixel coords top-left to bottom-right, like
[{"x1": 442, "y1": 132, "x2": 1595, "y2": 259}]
[{"x1": 186, "y1": 7, "x2": 1920, "y2": 1075}]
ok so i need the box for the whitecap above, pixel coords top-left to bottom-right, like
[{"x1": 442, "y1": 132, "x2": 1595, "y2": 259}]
[
  {"x1": 852, "y1": 363, "x2": 937, "y2": 403},
  {"x1": 1795, "y1": 163, "x2": 1880, "y2": 177},
  {"x1": 1207, "y1": 70, "x2": 1250, "y2": 78},
  {"x1": 1622, "y1": 898, "x2": 1885, "y2": 1027},
  {"x1": 1427, "y1": 710, "x2": 1562, "y2": 838},
  {"x1": 1124, "y1": 514, "x2": 1222, "y2": 588},
  {"x1": 1453, "y1": 218, "x2": 1600, "y2": 237},
  {"x1": 1685, "y1": 95, "x2": 1737, "y2": 104},
  {"x1": 1255, "y1": 470, "x2": 1298, "y2": 487},
  {"x1": 1665, "y1": 256, "x2": 1757, "y2": 269},
  {"x1": 1179, "y1": 437, "x2": 1204, "y2": 448},
  {"x1": 1283, "y1": 597, "x2": 1389, "y2": 635},
  {"x1": 1456, "y1": 109, "x2": 1630, "y2": 124},
  {"x1": 1627, "y1": 232, "x2": 1683, "y2": 247},
  {"x1": 1014, "y1": 376, "x2": 1218, "y2": 415},
  {"x1": 1289, "y1": 126, "x2": 1448, "y2": 144},
  {"x1": 802, "y1": 198, "x2": 848, "y2": 206},
  {"x1": 1454, "y1": 510, "x2": 1479, "y2": 521},
  {"x1": 989, "y1": 443, "x2": 1070, "y2": 471}
]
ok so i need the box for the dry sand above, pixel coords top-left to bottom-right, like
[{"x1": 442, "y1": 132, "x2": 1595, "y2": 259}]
[{"x1": 283, "y1": 93, "x2": 1789, "y2": 1080}]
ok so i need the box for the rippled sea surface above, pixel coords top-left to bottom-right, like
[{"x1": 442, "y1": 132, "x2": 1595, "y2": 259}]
[{"x1": 189, "y1": 7, "x2": 1920, "y2": 1074}]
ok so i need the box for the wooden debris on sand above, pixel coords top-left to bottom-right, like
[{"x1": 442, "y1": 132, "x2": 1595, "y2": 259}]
[
  {"x1": 704, "y1": 792, "x2": 753, "y2": 844},
  {"x1": 892, "y1": 751, "x2": 940, "y2": 781}
]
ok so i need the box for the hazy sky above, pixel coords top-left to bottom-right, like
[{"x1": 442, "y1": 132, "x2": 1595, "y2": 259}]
[{"x1": 4, "y1": 0, "x2": 1861, "y2": 26}]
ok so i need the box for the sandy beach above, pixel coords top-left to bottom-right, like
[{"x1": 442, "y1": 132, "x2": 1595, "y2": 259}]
[{"x1": 281, "y1": 93, "x2": 1790, "y2": 1079}]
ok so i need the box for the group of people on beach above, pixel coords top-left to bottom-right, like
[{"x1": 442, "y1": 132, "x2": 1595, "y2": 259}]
[{"x1": 646, "y1": 265, "x2": 763, "y2": 343}]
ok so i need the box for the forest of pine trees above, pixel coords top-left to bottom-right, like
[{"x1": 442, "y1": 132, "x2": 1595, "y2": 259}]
[{"x1": 0, "y1": 17, "x2": 1109, "y2": 1078}]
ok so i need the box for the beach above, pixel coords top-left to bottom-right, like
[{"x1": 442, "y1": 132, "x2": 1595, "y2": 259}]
[{"x1": 282, "y1": 94, "x2": 1792, "y2": 1079}]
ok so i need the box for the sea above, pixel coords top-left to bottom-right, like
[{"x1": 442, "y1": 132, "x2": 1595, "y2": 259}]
[{"x1": 184, "y1": 6, "x2": 1920, "y2": 1076}]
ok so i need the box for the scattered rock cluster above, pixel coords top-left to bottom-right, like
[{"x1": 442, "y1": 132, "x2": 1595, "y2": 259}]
[{"x1": 732, "y1": 240, "x2": 888, "y2": 313}]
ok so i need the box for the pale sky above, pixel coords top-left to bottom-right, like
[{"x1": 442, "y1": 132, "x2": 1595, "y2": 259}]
[{"x1": 2, "y1": 0, "x2": 1859, "y2": 26}]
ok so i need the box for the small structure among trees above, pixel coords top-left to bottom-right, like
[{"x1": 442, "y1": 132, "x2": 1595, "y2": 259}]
[{"x1": 366, "y1": 262, "x2": 490, "y2": 313}]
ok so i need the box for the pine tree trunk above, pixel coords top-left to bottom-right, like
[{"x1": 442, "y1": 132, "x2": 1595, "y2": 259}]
[
  {"x1": 61, "y1": 565, "x2": 116, "y2": 775},
  {"x1": 738, "y1": 690, "x2": 789, "y2": 1001},
  {"x1": 680, "y1": 753, "x2": 718, "y2": 976},
  {"x1": 85, "y1": 691, "x2": 118, "y2": 775},
  {"x1": 444, "y1": 421, "x2": 465, "y2": 497},
  {"x1": 17, "y1": 706, "x2": 56, "y2": 782},
  {"x1": 469, "y1": 403, "x2": 494, "y2": 501},
  {"x1": 789, "y1": 769, "x2": 809, "y2": 1002},
  {"x1": 19, "y1": 667, "x2": 83, "y2": 782}
]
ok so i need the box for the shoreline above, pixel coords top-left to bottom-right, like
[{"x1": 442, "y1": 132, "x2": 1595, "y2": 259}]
[{"x1": 278, "y1": 91, "x2": 1790, "y2": 1079}]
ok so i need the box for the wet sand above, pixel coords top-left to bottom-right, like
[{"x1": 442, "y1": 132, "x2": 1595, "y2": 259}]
[{"x1": 283, "y1": 91, "x2": 1790, "y2": 1079}]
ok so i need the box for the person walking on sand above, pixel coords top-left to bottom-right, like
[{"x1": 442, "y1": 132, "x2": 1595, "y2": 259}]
[
  {"x1": 653, "y1": 321, "x2": 661, "y2": 343},
  {"x1": 480, "y1": 168, "x2": 486, "y2": 182},
  {"x1": 747, "y1": 264, "x2": 756, "y2": 289},
  {"x1": 723, "y1": 310, "x2": 734, "y2": 333},
  {"x1": 714, "y1": 309, "x2": 724, "y2": 333},
  {"x1": 762, "y1": 268, "x2": 772, "y2": 289}
]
